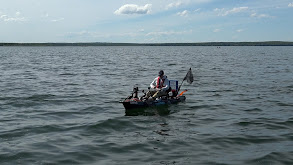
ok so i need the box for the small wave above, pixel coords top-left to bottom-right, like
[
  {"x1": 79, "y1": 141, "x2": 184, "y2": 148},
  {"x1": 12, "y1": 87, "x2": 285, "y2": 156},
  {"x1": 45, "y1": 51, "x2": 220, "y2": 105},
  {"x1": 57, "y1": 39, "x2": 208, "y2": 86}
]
[
  {"x1": 0, "y1": 124, "x2": 66, "y2": 140},
  {"x1": 244, "y1": 108, "x2": 262, "y2": 112},
  {"x1": 236, "y1": 121, "x2": 262, "y2": 127},
  {"x1": 59, "y1": 73, "x2": 78, "y2": 76},
  {"x1": 1, "y1": 94, "x2": 57, "y2": 108},
  {"x1": 0, "y1": 149, "x2": 96, "y2": 165},
  {"x1": 235, "y1": 119, "x2": 292, "y2": 130},
  {"x1": 245, "y1": 151, "x2": 293, "y2": 165},
  {"x1": 2, "y1": 94, "x2": 96, "y2": 108},
  {"x1": 1, "y1": 94, "x2": 55, "y2": 102},
  {"x1": 0, "y1": 151, "x2": 37, "y2": 165},
  {"x1": 204, "y1": 135, "x2": 280, "y2": 146},
  {"x1": 277, "y1": 102, "x2": 293, "y2": 107},
  {"x1": 189, "y1": 104, "x2": 224, "y2": 110},
  {"x1": 276, "y1": 119, "x2": 293, "y2": 128},
  {"x1": 85, "y1": 117, "x2": 147, "y2": 134},
  {"x1": 1, "y1": 94, "x2": 55, "y2": 103}
]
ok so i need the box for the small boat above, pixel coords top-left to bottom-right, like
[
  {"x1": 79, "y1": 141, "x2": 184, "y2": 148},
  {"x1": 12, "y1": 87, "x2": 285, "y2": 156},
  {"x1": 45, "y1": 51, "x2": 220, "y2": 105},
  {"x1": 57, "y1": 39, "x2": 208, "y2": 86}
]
[
  {"x1": 120, "y1": 90, "x2": 186, "y2": 110},
  {"x1": 120, "y1": 82, "x2": 187, "y2": 115},
  {"x1": 120, "y1": 68, "x2": 193, "y2": 115},
  {"x1": 120, "y1": 94, "x2": 186, "y2": 116}
]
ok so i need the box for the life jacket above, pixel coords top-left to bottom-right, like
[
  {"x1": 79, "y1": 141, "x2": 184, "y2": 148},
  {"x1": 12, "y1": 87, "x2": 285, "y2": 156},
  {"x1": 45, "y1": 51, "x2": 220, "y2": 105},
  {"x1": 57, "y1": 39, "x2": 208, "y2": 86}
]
[{"x1": 156, "y1": 76, "x2": 165, "y2": 88}]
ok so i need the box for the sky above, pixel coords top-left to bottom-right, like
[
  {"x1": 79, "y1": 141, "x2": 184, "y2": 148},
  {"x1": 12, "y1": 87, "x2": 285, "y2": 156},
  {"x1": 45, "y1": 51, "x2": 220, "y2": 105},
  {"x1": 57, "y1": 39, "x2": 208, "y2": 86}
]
[{"x1": 1, "y1": 0, "x2": 293, "y2": 43}]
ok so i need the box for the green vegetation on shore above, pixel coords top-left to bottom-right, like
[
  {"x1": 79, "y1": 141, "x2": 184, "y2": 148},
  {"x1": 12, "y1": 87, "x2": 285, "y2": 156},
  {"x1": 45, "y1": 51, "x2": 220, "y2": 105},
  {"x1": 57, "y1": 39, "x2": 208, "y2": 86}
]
[{"x1": 1, "y1": 41, "x2": 293, "y2": 46}]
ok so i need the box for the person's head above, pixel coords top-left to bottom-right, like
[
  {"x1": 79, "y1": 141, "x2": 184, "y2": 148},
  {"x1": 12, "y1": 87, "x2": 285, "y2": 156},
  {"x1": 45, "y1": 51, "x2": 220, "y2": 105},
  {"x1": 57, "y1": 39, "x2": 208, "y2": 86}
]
[{"x1": 158, "y1": 70, "x2": 164, "y2": 77}]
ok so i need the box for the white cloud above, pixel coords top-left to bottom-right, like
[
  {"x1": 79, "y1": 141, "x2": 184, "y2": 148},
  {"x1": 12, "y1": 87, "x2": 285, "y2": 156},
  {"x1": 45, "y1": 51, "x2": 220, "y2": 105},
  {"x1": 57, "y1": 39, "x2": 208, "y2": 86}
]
[
  {"x1": 215, "y1": 7, "x2": 248, "y2": 16},
  {"x1": 51, "y1": 18, "x2": 64, "y2": 22},
  {"x1": 114, "y1": 4, "x2": 152, "y2": 15},
  {"x1": 194, "y1": 8, "x2": 201, "y2": 12},
  {"x1": 3, "y1": 17, "x2": 26, "y2": 22},
  {"x1": 213, "y1": 29, "x2": 220, "y2": 32},
  {"x1": 214, "y1": 8, "x2": 224, "y2": 15},
  {"x1": 258, "y1": 14, "x2": 269, "y2": 18},
  {"x1": 250, "y1": 13, "x2": 271, "y2": 18},
  {"x1": 146, "y1": 30, "x2": 192, "y2": 36},
  {"x1": 67, "y1": 29, "x2": 146, "y2": 39},
  {"x1": 177, "y1": 10, "x2": 188, "y2": 17},
  {"x1": 236, "y1": 29, "x2": 244, "y2": 32},
  {"x1": 0, "y1": 15, "x2": 7, "y2": 19},
  {"x1": 0, "y1": 12, "x2": 26, "y2": 22},
  {"x1": 289, "y1": 3, "x2": 293, "y2": 7},
  {"x1": 250, "y1": 13, "x2": 257, "y2": 17},
  {"x1": 42, "y1": 13, "x2": 49, "y2": 18},
  {"x1": 166, "y1": 1, "x2": 183, "y2": 9},
  {"x1": 69, "y1": 31, "x2": 91, "y2": 36}
]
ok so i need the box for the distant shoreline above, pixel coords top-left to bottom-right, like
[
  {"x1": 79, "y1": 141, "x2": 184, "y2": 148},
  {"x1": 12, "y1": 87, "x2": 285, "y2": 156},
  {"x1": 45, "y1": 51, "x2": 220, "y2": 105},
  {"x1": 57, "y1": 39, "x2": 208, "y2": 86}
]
[{"x1": 1, "y1": 41, "x2": 293, "y2": 46}]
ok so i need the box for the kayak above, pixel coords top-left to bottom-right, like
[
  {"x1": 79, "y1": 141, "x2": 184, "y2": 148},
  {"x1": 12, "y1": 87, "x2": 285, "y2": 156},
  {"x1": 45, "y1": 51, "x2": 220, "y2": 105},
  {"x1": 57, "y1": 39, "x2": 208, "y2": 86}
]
[
  {"x1": 119, "y1": 85, "x2": 187, "y2": 115},
  {"x1": 120, "y1": 95, "x2": 186, "y2": 110},
  {"x1": 120, "y1": 96, "x2": 186, "y2": 116}
]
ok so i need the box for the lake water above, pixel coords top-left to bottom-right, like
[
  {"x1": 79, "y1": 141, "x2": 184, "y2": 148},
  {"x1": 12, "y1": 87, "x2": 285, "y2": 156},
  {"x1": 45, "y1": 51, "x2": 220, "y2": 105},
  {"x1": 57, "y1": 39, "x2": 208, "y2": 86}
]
[{"x1": 0, "y1": 46, "x2": 293, "y2": 165}]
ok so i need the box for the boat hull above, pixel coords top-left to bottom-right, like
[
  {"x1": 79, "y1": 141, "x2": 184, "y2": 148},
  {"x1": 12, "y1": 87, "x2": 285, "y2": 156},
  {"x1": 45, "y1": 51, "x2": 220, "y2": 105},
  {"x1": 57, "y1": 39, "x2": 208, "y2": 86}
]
[{"x1": 120, "y1": 96, "x2": 186, "y2": 114}]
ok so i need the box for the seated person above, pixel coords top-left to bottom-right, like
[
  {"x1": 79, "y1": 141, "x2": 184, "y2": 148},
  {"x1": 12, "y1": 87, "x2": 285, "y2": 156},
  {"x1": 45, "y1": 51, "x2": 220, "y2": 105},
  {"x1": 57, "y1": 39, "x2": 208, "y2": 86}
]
[{"x1": 146, "y1": 70, "x2": 170, "y2": 99}]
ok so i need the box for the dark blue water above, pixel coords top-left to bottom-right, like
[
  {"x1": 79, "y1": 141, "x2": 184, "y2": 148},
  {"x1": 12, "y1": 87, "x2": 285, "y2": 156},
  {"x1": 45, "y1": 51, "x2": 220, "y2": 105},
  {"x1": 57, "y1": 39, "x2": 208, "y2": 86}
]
[{"x1": 1, "y1": 46, "x2": 292, "y2": 164}]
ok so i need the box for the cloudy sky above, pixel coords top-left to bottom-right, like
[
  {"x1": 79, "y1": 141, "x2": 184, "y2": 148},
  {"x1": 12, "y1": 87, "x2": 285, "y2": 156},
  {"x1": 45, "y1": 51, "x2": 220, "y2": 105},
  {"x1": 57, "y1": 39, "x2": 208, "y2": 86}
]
[{"x1": 1, "y1": 0, "x2": 293, "y2": 43}]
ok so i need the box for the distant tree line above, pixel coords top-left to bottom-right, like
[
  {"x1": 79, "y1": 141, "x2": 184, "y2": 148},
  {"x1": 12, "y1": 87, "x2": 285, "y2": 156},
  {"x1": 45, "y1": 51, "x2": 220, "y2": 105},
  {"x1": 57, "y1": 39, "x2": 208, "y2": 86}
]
[{"x1": 1, "y1": 41, "x2": 293, "y2": 46}]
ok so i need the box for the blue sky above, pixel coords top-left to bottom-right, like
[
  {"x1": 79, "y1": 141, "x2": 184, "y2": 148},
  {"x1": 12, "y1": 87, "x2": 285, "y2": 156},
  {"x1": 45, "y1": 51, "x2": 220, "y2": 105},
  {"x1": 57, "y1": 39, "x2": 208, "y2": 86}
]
[{"x1": 1, "y1": 0, "x2": 293, "y2": 43}]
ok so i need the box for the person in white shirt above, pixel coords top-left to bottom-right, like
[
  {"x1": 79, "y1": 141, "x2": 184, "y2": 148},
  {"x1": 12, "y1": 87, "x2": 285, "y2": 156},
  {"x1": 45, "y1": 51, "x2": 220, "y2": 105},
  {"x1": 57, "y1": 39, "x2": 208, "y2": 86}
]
[{"x1": 146, "y1": 70, "x2": 170, "y2": 99}]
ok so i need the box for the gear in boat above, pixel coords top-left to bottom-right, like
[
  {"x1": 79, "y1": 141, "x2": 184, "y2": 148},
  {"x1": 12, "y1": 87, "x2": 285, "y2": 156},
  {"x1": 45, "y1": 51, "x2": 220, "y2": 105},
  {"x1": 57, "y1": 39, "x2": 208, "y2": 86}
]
[{"x1": 120, "y1": 85, "x2": 187, "y2": 111}]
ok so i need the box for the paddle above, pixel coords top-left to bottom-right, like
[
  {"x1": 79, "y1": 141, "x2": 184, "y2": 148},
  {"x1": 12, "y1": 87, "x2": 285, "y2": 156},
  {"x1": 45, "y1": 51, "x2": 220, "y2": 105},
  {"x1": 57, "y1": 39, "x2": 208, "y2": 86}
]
[{"x1": 152, "y1": 91, "x2": 159, "y2": 98}]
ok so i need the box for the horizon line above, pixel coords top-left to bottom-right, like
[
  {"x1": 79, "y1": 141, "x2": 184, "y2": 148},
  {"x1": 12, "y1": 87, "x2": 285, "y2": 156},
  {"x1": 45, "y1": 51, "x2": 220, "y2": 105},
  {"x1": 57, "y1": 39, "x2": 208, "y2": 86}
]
[{"x1": 1, "y1": 41, "x2": 293, "y2": 46}]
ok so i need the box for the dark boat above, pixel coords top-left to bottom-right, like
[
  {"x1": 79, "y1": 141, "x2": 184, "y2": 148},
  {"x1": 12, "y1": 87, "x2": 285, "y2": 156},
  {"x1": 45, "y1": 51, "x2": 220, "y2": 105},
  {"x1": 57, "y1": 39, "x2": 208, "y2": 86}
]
[
  {"x1": 120, "y1": 93, "x2": 186, "y2": 110},
  {"x1": 120, "y1": 96, "x2": 186, "y2": 116},
  {"x1": 119, "y1": 85, "x2": 187, "y2": 115}
]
